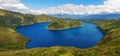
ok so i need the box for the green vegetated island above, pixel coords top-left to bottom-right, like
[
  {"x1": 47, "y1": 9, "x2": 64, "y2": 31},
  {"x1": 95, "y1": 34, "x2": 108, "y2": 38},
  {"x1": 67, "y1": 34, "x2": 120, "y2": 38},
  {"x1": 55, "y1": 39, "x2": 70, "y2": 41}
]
[
  {"x1": 47, "y1": 19, "x2": 82, "y2": 30},
  {"x1": 0, "y1": 9, "x2": 120, "y2": 56}
]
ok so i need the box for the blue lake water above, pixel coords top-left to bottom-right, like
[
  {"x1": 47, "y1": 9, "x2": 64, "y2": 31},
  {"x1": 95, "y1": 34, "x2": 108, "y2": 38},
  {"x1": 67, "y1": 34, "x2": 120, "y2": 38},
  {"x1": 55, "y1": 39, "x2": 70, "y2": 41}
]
[{"x1": 16, "y1": 22, "x2": 104, "y2": 49}]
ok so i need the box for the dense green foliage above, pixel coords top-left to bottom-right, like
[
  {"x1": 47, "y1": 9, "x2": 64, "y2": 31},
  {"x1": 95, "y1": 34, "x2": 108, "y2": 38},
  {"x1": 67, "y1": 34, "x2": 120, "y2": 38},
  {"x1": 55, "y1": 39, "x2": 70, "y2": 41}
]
[
  {"x1": 0, "y1": 9, "x2": 120, "y2": 56},
  {"x1": 47, "y1": 19, "x2": 82, "y2": 30}
]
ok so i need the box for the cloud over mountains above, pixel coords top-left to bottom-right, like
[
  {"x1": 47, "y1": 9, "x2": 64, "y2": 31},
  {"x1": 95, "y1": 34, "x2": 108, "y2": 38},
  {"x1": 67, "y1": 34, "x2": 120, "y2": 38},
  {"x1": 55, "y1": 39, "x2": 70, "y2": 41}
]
[
  {"x1": 0, "y1": 0, "x2": 120, "y2": 15},
  {"x1": 38, "y1": 0, "x2": 120, "y2": 15},
  {"x1": 0, "y1": 0, "x2": 36, "y2": 14}
]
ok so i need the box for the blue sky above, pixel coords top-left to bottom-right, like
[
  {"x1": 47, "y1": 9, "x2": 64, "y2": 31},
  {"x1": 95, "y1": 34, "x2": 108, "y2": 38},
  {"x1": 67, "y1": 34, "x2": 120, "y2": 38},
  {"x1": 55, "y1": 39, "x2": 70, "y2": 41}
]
[{"x1": 21, "y1": 0, "x2": 104, "y2": 9}]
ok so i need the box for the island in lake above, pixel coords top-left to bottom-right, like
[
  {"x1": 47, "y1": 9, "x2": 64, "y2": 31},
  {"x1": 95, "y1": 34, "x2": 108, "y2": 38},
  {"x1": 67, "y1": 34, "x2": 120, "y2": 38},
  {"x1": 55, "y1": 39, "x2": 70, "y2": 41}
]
[
  {"x1": 46, "y1": 19, "x2": 83, "y2": 30},
  {"x1": 0, "y1": 5, "x2": 120, "y2": 56}
]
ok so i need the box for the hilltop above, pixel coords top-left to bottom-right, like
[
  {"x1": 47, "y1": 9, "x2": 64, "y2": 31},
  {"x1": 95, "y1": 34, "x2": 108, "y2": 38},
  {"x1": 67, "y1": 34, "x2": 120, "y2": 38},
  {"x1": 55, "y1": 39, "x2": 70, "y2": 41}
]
[
  {"x1": 0, "y1": 9, "x2": 55, "y2": 28},
  {"x1": 47, "y1": 19, "x2": 82, "y2": 30}
]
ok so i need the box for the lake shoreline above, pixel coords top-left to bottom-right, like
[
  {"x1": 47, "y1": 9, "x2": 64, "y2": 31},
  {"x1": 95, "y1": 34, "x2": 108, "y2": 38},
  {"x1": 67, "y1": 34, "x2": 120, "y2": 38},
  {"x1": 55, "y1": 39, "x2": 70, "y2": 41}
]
[{"x1": 16, "y1": 22, "x2": 104, "y2": 49}]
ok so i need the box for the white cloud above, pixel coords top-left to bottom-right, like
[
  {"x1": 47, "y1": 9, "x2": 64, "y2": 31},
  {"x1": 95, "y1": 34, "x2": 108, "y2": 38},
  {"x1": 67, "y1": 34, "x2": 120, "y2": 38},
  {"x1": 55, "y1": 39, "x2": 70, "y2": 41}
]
[
  {"x1": 0, "y1": 0, "x2": 36, "y2": 14},
  {"x1": 0, "y1": 0, "x2": 120, "y2": 15},
  {"x1": 37, "y1": 0, "x2": 120, "y2": 15}
]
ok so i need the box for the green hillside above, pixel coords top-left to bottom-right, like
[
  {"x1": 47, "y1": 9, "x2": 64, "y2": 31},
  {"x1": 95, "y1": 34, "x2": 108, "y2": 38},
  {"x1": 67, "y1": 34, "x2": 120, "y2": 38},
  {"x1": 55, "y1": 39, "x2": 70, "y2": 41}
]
[
  {"x1": 0, "y1": 26, "x2": 28, "y2": 52},
  {"x1": 0, "y1": 19, "x2": 119, "y2": 56},
  {"x1": 47, "y1": 19, "x2": 82, "y2": 30},
  {"x1": 0, "y1": 9, "x2": 56, "y2": 51},
  {"x1": 0, "y1": 9, "x2": 55, "y2": 29},
  {"x1": 0, "y1": 9, "x2": 119, "y2": 56},
  {"x1": 85, "y1": 19, "x2": 120, "y2": 45}
]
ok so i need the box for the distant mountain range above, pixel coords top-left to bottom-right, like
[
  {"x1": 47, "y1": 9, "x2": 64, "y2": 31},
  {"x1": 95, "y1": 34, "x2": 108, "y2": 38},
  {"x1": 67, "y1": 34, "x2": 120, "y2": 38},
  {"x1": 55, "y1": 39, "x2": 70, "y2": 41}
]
[{"x1": 49, "y1": 14, "x2": 120, "y2": 20}]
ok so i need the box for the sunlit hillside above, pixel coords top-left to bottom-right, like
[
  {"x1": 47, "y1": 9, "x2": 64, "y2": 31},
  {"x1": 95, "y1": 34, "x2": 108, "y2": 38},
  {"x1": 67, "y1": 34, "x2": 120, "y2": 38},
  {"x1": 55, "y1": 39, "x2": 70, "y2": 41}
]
[{"x1": 0, "y1": 9, "x2": 119, "y2": 56}]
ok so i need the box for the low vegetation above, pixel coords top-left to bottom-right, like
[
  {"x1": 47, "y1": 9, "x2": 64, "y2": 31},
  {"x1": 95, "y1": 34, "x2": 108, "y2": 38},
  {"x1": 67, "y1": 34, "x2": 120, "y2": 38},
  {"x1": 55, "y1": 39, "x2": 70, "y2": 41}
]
[
  {"x1": 0, "y1": 9, "x2": 58, "y2": 29},
  {"x1": 85, "y1": 19, "x2": 120, "y2": 45},
  {"x1": 0, "y1": 26, "x2": 28, "y2": 52},
  {"x1": 0, "y1": 46, "x2": 119, "y2": 56},
  {"x1": 47, "y1": 19, "x2": 82, "y2": 30},
  {"x1": 0, "y1": 9, "x2": 120, "y2": 56},
  {"x1": 0, "y1": 9, "x2": 56, "y2": 52}
]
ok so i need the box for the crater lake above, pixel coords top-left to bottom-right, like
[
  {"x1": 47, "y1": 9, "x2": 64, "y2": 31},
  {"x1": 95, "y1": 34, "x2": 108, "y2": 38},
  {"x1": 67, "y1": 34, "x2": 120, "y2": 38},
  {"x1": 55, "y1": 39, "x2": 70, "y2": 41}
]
[{"x1": 16, "y1": 22, "x2": 104, "y2": 49}]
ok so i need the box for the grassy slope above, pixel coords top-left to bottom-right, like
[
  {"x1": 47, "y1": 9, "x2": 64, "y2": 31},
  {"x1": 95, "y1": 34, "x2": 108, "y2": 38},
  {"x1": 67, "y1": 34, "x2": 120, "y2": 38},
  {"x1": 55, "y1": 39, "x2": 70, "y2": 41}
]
[
  {"x1": 0, "y1": 9, "x2": 56, "y2": 52},
  {"x1": 0, "y1": 26, "x2": 28, "y2": 52},
  {"x1": 0, "y1": 46, "x2": 119, "y2": 56},
  {"x1": 0, "y1": 9, "x2": 68, "y2": 52},
  {"x1": 0, "y1": 19, "x2": 119, "y2": 56},
  {"x1": 0, "y1": 9, "x2": 120, "y2": 56},
  {"x1": 0, "y1": 9, "x2": 55, "y2": 29},
  {"x1": 47, "y1": 19, "x2": 82, "y2": 30},
  {"x1": 86, "y1": 19, "x2": 120, "y2": 45}
]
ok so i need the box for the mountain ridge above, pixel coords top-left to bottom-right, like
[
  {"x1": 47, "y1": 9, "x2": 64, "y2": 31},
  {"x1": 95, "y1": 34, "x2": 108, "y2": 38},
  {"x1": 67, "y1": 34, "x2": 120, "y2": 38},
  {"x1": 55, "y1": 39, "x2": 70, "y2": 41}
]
[
  {"x1": 0, "y1": 9, "x2": 119, "y2": 56},
  {"x1": 50, "y1": 14, "x2": 120, "y2": 20}
]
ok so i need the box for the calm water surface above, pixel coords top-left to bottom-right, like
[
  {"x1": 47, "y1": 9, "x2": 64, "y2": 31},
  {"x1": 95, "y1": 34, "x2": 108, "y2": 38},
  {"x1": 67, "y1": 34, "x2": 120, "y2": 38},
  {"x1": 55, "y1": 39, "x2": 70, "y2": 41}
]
[{"x1": 16, "y1": 22, "x2": 104, "y2": 49}]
